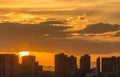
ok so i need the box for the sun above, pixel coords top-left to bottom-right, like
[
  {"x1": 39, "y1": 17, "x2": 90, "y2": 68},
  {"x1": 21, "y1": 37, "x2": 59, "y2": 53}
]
[{"x1": 19, "y1": 51, "x2": 30, "y2": 57}]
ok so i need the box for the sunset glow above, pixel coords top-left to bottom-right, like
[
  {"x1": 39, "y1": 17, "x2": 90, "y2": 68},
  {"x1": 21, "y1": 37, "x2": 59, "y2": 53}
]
[
  {"x1": 19, "y1": 51, "x2": 30, "y2": 57},
  {"x1": 0, "y1": 0, "x2": 120, "y2": 72}
]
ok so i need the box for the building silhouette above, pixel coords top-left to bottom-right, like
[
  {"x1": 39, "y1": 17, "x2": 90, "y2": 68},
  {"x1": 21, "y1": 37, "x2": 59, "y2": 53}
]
[
  {"x1": 96, "y1": 57, "x2": 100, "y2": 75},
  {"x1": 0, "y1": 54, "x2": 19, "y2": 77},
  {"x1": 1, "y1": 53, "x2": 120, "y2": 77},
  {"x1": 55, "y1": 53, "x2": 78, "y2": 77},
  {"x1": 55, "y1": 53, "x2": 68, "y2": 77},
  {"x1": 22, "y1": 55, "x2": 36, "y2": 64},
  {"x1": 80, "y1": 54, "x2": 91, "y2": 70},
  {"x1": 20, "y1": 55, "x2": 43, "y2": 77},
  {"x1": 102, "y1": 56, "x2": 120, "y2": 74},
  {"x1": 20, "y1": 55, "x2": 36, "y2": 77},
  {"x1": 68, "y1": 55, "x2": 77, "y2": 77},
  {"x1": 35, "y1": 61, "x2": 43, "y2": 77},
  {"x1": 0, "y1": 54, "x2": 44, "y2": 77}
]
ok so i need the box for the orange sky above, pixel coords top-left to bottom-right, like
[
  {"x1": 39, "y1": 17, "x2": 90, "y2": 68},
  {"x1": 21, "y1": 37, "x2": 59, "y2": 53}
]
[
  {"x1": 1, "y1": 51, "x2": 120, "y2": 67},
  {"x1": 0, "y1": 0, "x2": 120, "y2": 71},
  {"x1": 26, "y1": 52, "x2": 120, "y2": 66}
]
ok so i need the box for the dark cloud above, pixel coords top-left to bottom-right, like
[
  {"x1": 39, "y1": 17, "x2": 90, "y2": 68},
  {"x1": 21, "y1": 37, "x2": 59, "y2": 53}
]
[
  {"x1": 0, "y1": 22, "x2": 72, "y2": 51},
  {"x1": 0, "y1": 21, "x2": 72, "y2": 39},
  {"x1": 40, "y1": 20, "x2": 65, "y2": 24},
  {"x1": 0, "y1": 22, "x2": 120, "y2": 54},
  {"x1": 77, "y1": 23, "x2": 120, "y2": 34}
]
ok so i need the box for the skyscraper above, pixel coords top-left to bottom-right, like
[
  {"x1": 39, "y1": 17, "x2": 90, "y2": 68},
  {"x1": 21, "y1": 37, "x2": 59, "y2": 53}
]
[
  {"x1": 55, "y1": 53, "x2": 78, "y2": 77},
  {"x1": 55, "y1": 53, "x2": 68, "y2": 77},
  {"x1": 0, "y1": 54, "x2": 19, "y2": 77},
  {"x1": 20, "y1": 55, "x2": 36, "y2": 77},
  {"x1": 96, "y1": 57, "x2": 100, "y2": 75},
  {"x1": 68, "y1": 55, "x2": 77, "y2": 70},
  {"x1": 102, "y1": 56, "x2": 120, "y2": 73},
  {"x1": 68, "y1": 55, "x2": 77, "y2": 77},
  {"x1": 68, "y1": 55, "x2": 77, "y2": 71},
  {"x1": 80, "y1": 54, "x2": 90, "y2": 70}
]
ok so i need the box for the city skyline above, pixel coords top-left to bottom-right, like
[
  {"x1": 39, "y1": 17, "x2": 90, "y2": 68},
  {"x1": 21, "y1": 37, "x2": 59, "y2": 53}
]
[
  {"x1": 0, "y1": 0, "x2": 120, "y2": 72},
  {"x1": 0, "y1": 53, "x2": 120, "y2": 77},
  {"x1": 0, "y1": 52, "x2": 120, "y2": 71}
]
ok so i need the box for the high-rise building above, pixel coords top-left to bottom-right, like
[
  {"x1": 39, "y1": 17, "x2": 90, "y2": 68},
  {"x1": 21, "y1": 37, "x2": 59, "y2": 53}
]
[
  {"x1": 68, "y1": 55, "x2": 77, "y2": 70},
  {"x1": 55, "y1": 53, "x2": 68, "y2": 77},
  {"x1": 55, "y1": 53, "x2": 78, "y2": 77},
  {"x1": 0, "y1": 54, "x2": 43, "y2": 77},
  {"x1": 96, "y1": 57, "x2": 100, "y2": 75},
  {"x1": 68, "y1": 55, "x2": 77, "y2": 77},
  {"x1": 0, "y1": 54, "x2": 19, "y2": 77},
  {"x1": 20, "y1": 55, "x2": 36, "y2": 77},
  {"x1": 116, "y1": 57, "x2": 120, "y2": 75},
  {"x1": 102, "y1": 56, "x2": 120, "y2": 73},
  {"x1": 80, "y1": 54, "x2": 90, "y2": 70},
  {"x1": 102, "y1": 57, "x2": 116, "y2": 73}
]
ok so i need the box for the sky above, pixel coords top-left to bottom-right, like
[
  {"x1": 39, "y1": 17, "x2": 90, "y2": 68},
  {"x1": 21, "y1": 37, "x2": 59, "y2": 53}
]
[{"x1": 0, "y1": 0, "x2": 120, "y2": 70}]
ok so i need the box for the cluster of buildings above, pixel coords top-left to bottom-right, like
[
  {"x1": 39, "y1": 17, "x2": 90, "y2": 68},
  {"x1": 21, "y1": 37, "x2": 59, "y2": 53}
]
[
  {"x1": 0, "y1": 53, "x2": 120, "y2": 77},
  {"x1": 55, "y1": 53, "x2": 120, "y2": 77},
  {"x1": 0, "y1": 54, "x2": 53, "y2": 77}
]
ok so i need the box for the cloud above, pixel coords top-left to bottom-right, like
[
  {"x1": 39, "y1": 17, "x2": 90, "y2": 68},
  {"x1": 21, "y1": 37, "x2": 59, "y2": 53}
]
[
  {"x1": 1, "y1": 36, "x2": 120, "y2": 55},
  {"x1": 112, "y1": 30, "x2": 120, "y2": 37},
  {"x1": 0, "y1": 22, "x2": 72, "y2": 51},
  {"x1": 0, "y1": 0, "x2": 120, "y2": 60},
  {"x1": 77, "y1": 23, "x2": 120, "y2": 34},
  {"x1": 0, "y1": 22, "x2": 120, "y2": 55},
  {"x1": 0, "y1": 22, "x2": 72, "y2": 39},
  {"x1": 0, "y1": 2, "x2": 120, "y2": 24}
]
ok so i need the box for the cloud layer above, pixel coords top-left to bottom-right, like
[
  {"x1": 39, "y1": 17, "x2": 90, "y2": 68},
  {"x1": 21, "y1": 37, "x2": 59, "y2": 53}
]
[
  {"x1": 78, "y1": 23, "x2": 120, "y2": 34},
  {"x1": 0, "y1": 22, "x2": 119, "y2": 55},
  {"x1": 0, "y1": 0, "x2": 120, "y2": 55}
]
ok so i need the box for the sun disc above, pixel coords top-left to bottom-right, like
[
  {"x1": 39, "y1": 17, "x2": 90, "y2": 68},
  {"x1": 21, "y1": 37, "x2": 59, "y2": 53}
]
[{"x1": 19, "y1": 51, "x2": 30, "y2": 57}]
